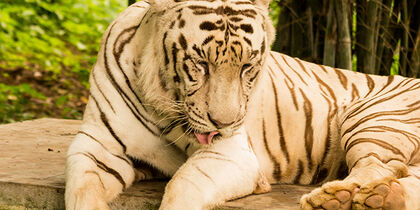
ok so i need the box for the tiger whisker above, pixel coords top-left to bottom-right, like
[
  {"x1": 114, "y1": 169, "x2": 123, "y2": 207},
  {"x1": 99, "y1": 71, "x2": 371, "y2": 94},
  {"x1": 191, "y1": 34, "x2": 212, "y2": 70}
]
[
  {"x1": 159, "y1": 117, "x2": 187, "y2": 138},
  {"x1": 164, "y1": 122, "x2": 191, "y2": 146}
]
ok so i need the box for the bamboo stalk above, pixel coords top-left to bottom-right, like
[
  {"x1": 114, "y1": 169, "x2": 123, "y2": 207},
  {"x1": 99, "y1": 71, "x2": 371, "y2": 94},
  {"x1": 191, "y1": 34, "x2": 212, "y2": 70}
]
[
  {"x1": 408, "y1": 0, "x2": 419, "y2": 77},
  {"x1": 307, "y1": 7, "x2": 315, "y2": 61},
  {"x1": 375, "y1": 0, "x2": 394, "y2": 74},
  {"x1": 399, "y1": 0, "x2": 409, "y2": 76},
  {"x1": 378, "y1": 0, "x2": 402, "y2": 75},
  {"x1": 357, "y1": 0, "x2": 379, "y2": 74},
  {"x1": 271, "y1": 1, "x2": 292, "y2": 54},
  {"x1": 323, "y1": 0, "x2": 337, "y2": 67},
  {"x1": 410, "y1": 28, "x2": 420, "y2": 77},
  {"x1": 128, "y1": 0, "x2": 136, "y2": 6},
  {"x1": 312, "y1": 0, "x2": 329, "y2": 63},
  {"x1": 335, "y1": 0, "x2": 352, "y2": 70},
  {"x1": 290, "y1": 1, "x2": 306, "y2": 58}
]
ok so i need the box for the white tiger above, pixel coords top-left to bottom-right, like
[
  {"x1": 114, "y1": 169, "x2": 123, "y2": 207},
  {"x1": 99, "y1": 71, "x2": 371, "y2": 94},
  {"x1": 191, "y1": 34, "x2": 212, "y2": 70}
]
[{"x1": 65, "y1": 0, "x2": 420, "y2": 209}]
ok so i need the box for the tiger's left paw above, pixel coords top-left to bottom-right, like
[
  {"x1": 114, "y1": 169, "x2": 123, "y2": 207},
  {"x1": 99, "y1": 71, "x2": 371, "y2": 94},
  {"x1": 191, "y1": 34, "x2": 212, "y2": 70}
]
[
  {"x1": 352, "y1": 178, "x2": 406, "y2": 210},
  {"x1": 300, "y1": 180, "x2": 358, "y2": 210}
]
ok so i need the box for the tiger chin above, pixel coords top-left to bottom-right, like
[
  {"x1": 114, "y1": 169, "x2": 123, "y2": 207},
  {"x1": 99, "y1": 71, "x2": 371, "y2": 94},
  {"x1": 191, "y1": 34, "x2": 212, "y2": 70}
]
[{"x1": 65, "y1": 0, "x2": 420, "y2": 209}]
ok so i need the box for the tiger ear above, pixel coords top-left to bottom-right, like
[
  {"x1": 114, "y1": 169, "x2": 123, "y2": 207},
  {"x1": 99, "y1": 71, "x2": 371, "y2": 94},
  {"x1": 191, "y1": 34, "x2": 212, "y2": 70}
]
[
  {"x1": 148, "y1": 0, "x2": 177, "y2": 11},
  {"x1": 253, "y1": 0, "x2": 271, "y2": 8}
]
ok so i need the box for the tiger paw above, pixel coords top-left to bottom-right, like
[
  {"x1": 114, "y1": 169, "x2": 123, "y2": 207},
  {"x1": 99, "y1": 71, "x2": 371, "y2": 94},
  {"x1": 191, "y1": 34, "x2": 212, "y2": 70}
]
[
  {"x1": 352, "y1": 178, "x2": 406, "y2": 210},
  {"x1": 300, "y1": 180, "x2": 358, "y2": 210}
]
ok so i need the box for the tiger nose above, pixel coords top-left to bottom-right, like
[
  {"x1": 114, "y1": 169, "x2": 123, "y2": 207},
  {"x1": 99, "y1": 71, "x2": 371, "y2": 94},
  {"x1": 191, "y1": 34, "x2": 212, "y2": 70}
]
[{"x1": 207, "y1": 113, "x2": 235, "y2": 129}]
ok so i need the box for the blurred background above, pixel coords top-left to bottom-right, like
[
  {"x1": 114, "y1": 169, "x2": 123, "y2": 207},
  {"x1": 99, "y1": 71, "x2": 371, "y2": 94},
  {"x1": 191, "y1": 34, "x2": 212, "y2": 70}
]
[{"x1": 0, "y1": 0, "x2": 419, "y2": 124}]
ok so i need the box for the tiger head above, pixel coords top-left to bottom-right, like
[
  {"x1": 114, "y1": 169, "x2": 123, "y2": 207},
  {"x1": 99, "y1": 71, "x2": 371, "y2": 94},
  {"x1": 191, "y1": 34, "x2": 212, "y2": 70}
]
[{"x1": 145, "y1": 0, "x2": 274, "y2": 144}]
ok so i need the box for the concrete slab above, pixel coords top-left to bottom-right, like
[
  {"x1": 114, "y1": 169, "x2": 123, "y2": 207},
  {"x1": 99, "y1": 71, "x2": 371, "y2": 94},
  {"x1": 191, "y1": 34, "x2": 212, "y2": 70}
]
[{"x1": 0, "y1": 119, "x2": 315, "y2": 209}]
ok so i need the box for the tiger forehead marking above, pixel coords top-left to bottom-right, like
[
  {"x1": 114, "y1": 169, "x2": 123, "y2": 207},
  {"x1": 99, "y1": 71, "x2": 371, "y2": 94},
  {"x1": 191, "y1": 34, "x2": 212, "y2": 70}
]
[{"x1": 166, "y1": 1, "x2": 268, "y2": 66}]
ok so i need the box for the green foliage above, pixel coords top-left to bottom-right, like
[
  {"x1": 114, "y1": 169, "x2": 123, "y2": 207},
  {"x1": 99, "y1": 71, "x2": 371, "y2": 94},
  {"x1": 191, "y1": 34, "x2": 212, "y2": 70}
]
[
  {"x1": 0, "y1": 0, "x2": 125, "y2": 76},
  {"x1": 0, "y1": 0, "x2": 126, "y2": 123},
  {"x1": 0, "y1": 83, "x2": 45, "y2": 123}
]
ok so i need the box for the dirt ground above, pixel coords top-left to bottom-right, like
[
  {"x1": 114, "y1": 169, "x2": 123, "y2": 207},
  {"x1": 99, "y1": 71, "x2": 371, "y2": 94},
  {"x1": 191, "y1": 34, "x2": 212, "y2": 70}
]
[{"x1": 0, "y1": 66, "x2": 89, "y2": 122}]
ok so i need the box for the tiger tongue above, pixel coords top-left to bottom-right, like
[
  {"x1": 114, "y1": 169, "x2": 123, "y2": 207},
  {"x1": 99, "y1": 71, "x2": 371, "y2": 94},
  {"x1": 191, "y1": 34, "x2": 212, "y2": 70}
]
[{"x1": 194, "y1": 131, "x2": 219, "y2": 145}]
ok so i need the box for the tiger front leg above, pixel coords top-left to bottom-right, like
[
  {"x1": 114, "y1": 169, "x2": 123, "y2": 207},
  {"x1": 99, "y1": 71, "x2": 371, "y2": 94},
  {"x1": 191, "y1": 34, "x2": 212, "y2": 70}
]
[
  {"x1": 65, "y1": 133, "x2": 136, "y2": 210},
  {"x1": 160, "y1": 129, "x2": 267, "y2": 210}
]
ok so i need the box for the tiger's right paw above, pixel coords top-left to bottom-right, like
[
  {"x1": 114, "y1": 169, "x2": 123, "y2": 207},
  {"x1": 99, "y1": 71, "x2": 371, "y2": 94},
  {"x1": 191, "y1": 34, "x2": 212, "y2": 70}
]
[
  {"x1": 300, "y1": 180, "x2": 358, "y2": 210},
  {"x1": 66, "y1": 171, "x2": 111, "y2": 210},
  {"x1": 66, "y1": 186, "x2": 110, "y2": 210}
]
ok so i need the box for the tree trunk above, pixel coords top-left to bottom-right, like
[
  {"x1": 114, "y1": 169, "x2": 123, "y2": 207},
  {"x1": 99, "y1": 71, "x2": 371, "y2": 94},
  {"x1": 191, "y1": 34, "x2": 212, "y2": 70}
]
[
  {"x1": 356, "y1": 0, "x2": 379, "y2": 74},
  {"x1": 399, "y1": 0, "x2": 409, "y2": 76},
  {"x1": 335, "y1": 0, "x2": 352, "y2": 70},
  {"x1": 379, "y1": 0, "x2": 403, "y2": 75},
  {"x1": 272, "y1": 1, "x2": 292, "y2": 54},
  {"x1": 375, "y1": 0, "x2": 394, "y2": 74},
  {"x1": 408, "y1": 0, "x2": 419, "y2": 77},
  {"x1": 410, "y1": 28, "x2": 420, "y2": 77},
  {"x1": 323, "y1": 0, "x2": 337, "y2": 67},
  {"x1": 128, "y1": 0, "x2": 136, "y2": 6},
  {"x1": 290, "y1": 0, "x2": 310, "y2": 59}
]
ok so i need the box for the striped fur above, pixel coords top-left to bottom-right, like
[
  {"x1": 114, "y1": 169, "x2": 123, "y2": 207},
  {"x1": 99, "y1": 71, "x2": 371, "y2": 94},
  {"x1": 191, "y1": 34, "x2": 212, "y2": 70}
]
[{"x1": 65, "y1": 0, "x2": 420, "y2": 209}]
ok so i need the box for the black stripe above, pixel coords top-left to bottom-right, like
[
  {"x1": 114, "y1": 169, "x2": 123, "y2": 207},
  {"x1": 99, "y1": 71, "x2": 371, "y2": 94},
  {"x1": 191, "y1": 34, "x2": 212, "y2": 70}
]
[
  {"x1": 318, "y1": 94, "x2": 334, "y2": 168},
  {"x1": 311, "y1": 167, "x2": 328, "y2": 184},
  {"x1": 112, "y1": 18, "x2": 152, "y2": 113},
  {"x1": 346, "y1": 79, "x2": 419, "y2": 120},
  {"x1": 343, "y1": 103, "x2": 420, "y2": 142},
  {"x1": 163, "y1": 32, "x2": 170, "y2": 65},
  {"x1": 182, "y1": 62, "x2": 196, "y2": 82},
  {"x1": 269, "y1": 72, "x2": 290, "y2": 163},
  {"x1": 351, "y1": 83, "x2": 360, "y2": 101},
  {"x1": 293, "y1": 160, "x2": 304, "y2": 184},
  {"x1": 90, "y1": 94, "x2": 127, "y2": 152},
  {"x1": 240, "y1": 24, "x2": 253, "y2": 33},
  {"x1": 270, "y1": 53, "x2": 294, "y2": 86},
  {"x1": 230, "y1": 46, "x2": 238, "y2": 58},
  {"x1": 192, "y1": 163, "x2": 215, "y2": 184},
  {"x1": 346, "y1": 138, "x2": 407, "y2": 160},
  {"x1": 233, "y1": 1, "x2": 253, "y2": 5},
  {"x1": 172, "y1": 43, "x2": 181, "y2": 83},
  {"x1": 200, "y1": 21, "x2": 218, "y2": 31},
  {"x1": 230, "y1": 17, "x2": 243, "y2": 22},
  {"x1": 349, "y1": 152, "x2": 403, "y2": 171},
  {"x1": 179, "y1": 34, "x2": 188, "y2": 50},
  {"x1": 262, "y1": 119, "x2": 281, "y2": 181},
  {"x1": 184, "y1": 143, "x2": 191, "y2": 151},
  {"x1": 192, "y1": 44, "x2": 203, "y2": 57},
  {"x1": 83, "y1": 152, "x2": 127, "y2": 189},
  {"x1": 103, "y1": 23, "x2": 160, "y2": 136},
  {"x1": 334, "y1": 69, "x2": 348, "y2": 90},
  {"x1": 260, "y1": 38, "x2": 265, "y2": 55},
  {"x1": 365, "y1": 74, "x2": 375, "y2": 96},
  {"x1": 243, "y1": 37, "x2": 252, "y2": 47},
  {"x1": 299, "y1": 89, "x2": 314, "y2": 169},
  {"x1": 281, "y1": 55, "x2": 308, "y2": 86},
  {"x1": 248, "y1": 68, "x2": 259, "y2": 83},
  {"x1": 179, "y1": 19, "x2": 185, "y2": 28},
  {"x1": 187, "y1": 88, "x2": 200, "y2": 97},
  {"x1": 78, "y1": 131, "x2": 131, "y2": 166},
  {"x1": 202, "y1": 35, "x2": 215, "y2": 46},
  {"x1": 92, "y1": 70, "x2": 116, "y2": 113}
]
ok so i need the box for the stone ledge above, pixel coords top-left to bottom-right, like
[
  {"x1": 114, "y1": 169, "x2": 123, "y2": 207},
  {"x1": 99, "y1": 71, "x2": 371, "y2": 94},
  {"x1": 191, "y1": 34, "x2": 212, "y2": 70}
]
[{"x1": 0, "y1": 119, "x2": 315, "y2": 209}]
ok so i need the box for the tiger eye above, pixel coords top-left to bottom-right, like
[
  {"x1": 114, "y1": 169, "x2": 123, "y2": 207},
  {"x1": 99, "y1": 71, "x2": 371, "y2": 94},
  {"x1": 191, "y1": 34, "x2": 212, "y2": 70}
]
[
  {"x1": 198, "y1": 61, "x2": 209, "y2": 75},
  {"x1": 241, "y1": 63, "x2": 252, "y2": 72}
]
